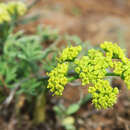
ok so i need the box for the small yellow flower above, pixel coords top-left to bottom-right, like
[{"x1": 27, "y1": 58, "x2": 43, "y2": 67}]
[
  {"x1": 0, "y1": 3, "x2": 11, "y2": 24},
  {"x1": 7, "y1": 2, "x2": 27, "y2": 16}
]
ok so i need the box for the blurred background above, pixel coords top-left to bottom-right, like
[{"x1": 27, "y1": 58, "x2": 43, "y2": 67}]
[
  {"x1": 19, "y1": 0, "x2": 130, "y2": 54},
  {"x1": 0, "y1": 0, "x2": 130, "y2": 130}
]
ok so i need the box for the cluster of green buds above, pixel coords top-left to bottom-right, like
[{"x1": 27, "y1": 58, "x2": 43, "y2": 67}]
[
  {"x1": 47, "y1": 41, "x2": 130, "y2": 109},
  {"x1": 0, "y1": 1, "x2": 26, "y2": 24}
]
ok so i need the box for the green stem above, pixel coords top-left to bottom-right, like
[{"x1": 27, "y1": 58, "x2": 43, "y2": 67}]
[
  {"x1": 39, "y1": 72, "x2": 120, "y2": 83},
  {"x1": 68, "y1": 76, "x2": 77, "y2": 82},
  {"x1": 33, "y1": 92, "x2": 46, "y2": 124},
  {"x1": 105, "y1": 72, "x2": 120, "y2": 77}
]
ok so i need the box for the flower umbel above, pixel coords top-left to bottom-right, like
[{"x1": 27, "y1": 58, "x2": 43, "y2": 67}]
[
  {"x1": 58, "y1": 46, "x2": 82, "y2": 63},
  {"x1": 88, "y1": 80, "x2": 119, "y2": 109},
  {"x1": 7, "y1": 2, "x2": 27, "y2": 16},
  {"x1": 0, "y1": 3, "x2": 11, "y2": 24},
  {"x1": 123, "y1": 61, "x2": 130, "y2": 89},
  {"x1": 47, "y1": 63, "x2": 69, "y2": 96},
  {"x1": 0, "y1": 2, "x2": 26, "y2": 24},
  {"x1": 74, "y1": 49, "x2": 110, "y2": 85},
  {"x1": 47, "y1": 42, "x2": 130, "y2": 110},
  {"x1": 100, "y1": 41, "x2": 128, "y2": 63}
]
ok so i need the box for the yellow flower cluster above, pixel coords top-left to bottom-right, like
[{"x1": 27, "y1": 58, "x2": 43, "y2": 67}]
[
  {"x1": 47, "y1": 45, "x2": 82, "y2": 96},
  {"x1": 47, "y1": 63, "x2": 69, "y2": 96},
  {"x1": 74, "y1": 49, "x2": 110, "y2": 85},
  {"x1": 47, "y1": 42, "x2": 130, "y2": 109},
  {"x1": 88, "y1": 80, "x2": 119, "y2": 109},
  {"x1": 124, "y1": 71, "x2": 130, "y2": 89},
  {"x1": 123, "y1": 61, "x2": 130, "y2": 89},
  {"x1": 101, "y1": 41, "x2": 130, "y2": 89},
  {"x1": 113, "y1": 61, "x2": 130, "y2": 89},
  {"x1": 0, "y1": 3, "x2": 11, "y2": 23},
  {"x1": 0, "y1": 2, "x2": 26, "y2": 24},
  {"x1": 113, "y1": 61, "x2": 124, "y2": 75},
  {"x1": 58, "y1": 46, "x2": 82, "y2": 63},
  {"x1": 100, "y1": 41, "x2": 127, "y2": 63},
  {"x1": 7, "y1": 2, "x2": 27, "y2": 16}
]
